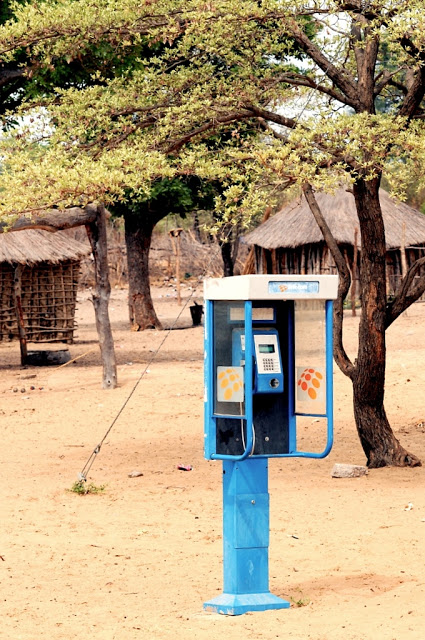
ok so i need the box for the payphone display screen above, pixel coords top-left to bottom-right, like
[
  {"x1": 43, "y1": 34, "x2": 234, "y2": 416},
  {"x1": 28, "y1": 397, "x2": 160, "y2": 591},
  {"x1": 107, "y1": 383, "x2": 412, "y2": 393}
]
[
  {"x1": 294, "y1": 300, "x2": 326, "y2": 415},
  {"x1": 259, "y1": 344, "x2": 275, "y2": 353}
]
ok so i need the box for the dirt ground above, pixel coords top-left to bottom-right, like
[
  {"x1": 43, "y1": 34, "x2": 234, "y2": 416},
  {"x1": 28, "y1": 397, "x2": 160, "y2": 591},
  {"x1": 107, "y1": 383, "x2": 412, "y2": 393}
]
[{"x1": 2, "y1": 282, "x2": 425, "y2": 640}]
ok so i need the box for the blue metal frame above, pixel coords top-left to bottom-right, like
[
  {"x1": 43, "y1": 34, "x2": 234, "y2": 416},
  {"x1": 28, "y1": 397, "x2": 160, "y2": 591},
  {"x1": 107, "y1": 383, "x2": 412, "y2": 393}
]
[
  {"x1": 284, "y1": 299, "x2": 334, "y2": 459},
  {"x1": 287, "y1": 304, "x2": 297, "y2": 453},
  {"x1": 205, "y1": 301, "x2": 256, "y2": 461},
  {"x1": 203, "y1": 300, "x2": 215, "y2": 458},
  {"x1": 205, "y1": 299, "x2": 334, "y2": 460}
]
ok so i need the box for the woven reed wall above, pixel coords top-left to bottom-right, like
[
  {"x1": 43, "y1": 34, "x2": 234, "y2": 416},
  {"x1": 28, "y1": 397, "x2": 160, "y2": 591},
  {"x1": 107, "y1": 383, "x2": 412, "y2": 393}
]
[
  {"x1": 254, "y1": 244, "x2": 425, "y2": 300},
  {"x1": 0, "y1": 260, "x2": 81, "y2": 343}
]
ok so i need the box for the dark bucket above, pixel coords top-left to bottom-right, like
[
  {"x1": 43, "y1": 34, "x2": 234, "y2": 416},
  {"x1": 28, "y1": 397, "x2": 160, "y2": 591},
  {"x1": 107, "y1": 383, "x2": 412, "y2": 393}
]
[
  {"x1": 190, "y1": 303, "x2": 204, "y2": 326},
  {"x1": 25, "y1": 350, "x2": 71, "y2": 366}
]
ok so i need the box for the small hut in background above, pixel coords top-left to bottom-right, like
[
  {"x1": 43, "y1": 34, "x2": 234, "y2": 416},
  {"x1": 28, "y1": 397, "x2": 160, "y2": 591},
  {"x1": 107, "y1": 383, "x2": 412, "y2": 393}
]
[
  {"x1": 243, "y1": 187, "x2": 425, "y2": 298},
  {"x1": 0, "y1": 229, "x2": 90, "y2": 361}
]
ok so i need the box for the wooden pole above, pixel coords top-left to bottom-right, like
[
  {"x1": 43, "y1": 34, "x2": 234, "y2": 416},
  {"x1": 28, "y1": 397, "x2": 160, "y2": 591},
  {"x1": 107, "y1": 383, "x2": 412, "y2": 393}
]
[
  {"x1": 176, "y1": 232, "x2": 181, "y2": 305},
  {"x1": 169, "y1": 228, "x2": 183, "y2": 305},
  {"x1": 242, "y1": 207, "x2": 272, "y2": 275},
  {"x1": 400, "y1": 222, "x2": 408, "y2": 316},
  {"x1": 13, "y1": 264, "x2": 28, "y2": 365},
  {"x1": 401, "y1": 222, "x2": 407, "y2": 279},
  {"x1": 351, "y1": 228, "x2": 358, "y2": 317},
  {"x1": 85, "y1": 205, "x2": 117, "y2": 389},
  {"x1": 271, "y1": 249, "x2": 277, "y2": 274}
]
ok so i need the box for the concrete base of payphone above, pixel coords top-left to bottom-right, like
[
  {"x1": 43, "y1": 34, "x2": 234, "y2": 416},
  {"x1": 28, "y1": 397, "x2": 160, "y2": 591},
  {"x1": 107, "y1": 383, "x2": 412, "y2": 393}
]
[
  {"x1": 203, "y1": 458, "x2": 290, "y2": 615},
  {"x1": 204, "y1": 591, "x2": 290, "y2": 616}
]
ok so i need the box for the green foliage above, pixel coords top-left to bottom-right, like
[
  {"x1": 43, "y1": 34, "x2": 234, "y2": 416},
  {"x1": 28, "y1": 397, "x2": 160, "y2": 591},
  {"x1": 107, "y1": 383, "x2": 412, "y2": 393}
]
[
  {"x1": 68, "y1": 480, "x2": 106, "y2": 495},
  {"x1": 0, "y1": 1, "x2": 315, "y2": 215},
  {"x1": 0, "y1": 1, "x2": 425, "y2": 217},
  {"x1": 0, "y1": 0, "x2": 26, "y2": 26},
  {"x1": 109, "y1": 176, "x2": 216, "y2": 223},
  {"x1": 290, "y1": 590, "x2": 310, "y2": 608}
]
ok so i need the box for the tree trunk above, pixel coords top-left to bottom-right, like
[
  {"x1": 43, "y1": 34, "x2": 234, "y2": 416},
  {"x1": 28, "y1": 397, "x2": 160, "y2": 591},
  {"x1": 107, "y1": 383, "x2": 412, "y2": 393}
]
[
  {"x1": 193, "y1": 211, "x2": 202, "y2": 242},
  {"x1": 85, "y1": 205, "x2": 117, "y2": 389},
  {"x1": 124, "y1": 208, "x2": 163, "y2": 330},
  {"x1": 351, "y1": 178, "x2": 420, "y2": 467},
  {"x1": 304, "y1": 180, "x2": 422, "y2": 468},
  {"x1": 221, "y1": 241, "x2": 234, "y2": 277},
  {"x1": 13, "y1": 264, "x2": 28, "y2": 365}
]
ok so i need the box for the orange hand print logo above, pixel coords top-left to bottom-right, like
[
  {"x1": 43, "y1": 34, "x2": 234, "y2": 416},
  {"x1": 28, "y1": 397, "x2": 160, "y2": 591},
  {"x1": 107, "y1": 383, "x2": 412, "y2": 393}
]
[
  {"x1": 297, "y1": 367, "x2": 324, "y2": 401},
  {"x1": 217, "y1": 366, "x2": 244, "y2": 402}
]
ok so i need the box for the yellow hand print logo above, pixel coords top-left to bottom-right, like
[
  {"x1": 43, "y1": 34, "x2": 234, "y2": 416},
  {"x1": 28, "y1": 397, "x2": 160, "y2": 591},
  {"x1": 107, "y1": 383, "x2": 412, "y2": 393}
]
[{"x1": 217, "y1": 366, "x2": 244, "y2": 402}]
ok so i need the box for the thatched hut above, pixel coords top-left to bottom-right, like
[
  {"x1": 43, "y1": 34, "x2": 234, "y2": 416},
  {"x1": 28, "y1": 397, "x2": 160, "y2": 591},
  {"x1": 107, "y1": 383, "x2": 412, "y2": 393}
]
[
  {"x1": 0, "y1": 229, "x2": 90, "y2": 349},
  {"x1": 243, "y1": 187, "x2": 425, "y2": 296}
]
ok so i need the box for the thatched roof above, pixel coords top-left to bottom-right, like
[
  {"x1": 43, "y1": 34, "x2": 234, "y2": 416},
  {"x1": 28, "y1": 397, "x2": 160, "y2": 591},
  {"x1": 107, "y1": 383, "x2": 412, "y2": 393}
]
[
  {"x1": 243, "y1": 188, "x2": 425, "y2": 251},
  {"x1": 0, "y1": 229, "x2": 91, "y2": 266}
]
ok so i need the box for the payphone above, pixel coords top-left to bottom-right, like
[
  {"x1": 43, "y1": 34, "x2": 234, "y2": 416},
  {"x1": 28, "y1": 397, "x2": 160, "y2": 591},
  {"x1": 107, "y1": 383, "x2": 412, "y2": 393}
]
[
  {"x1": 232, "y1": 327, "x2": 284, "y2": 394},
  {"x1": 203, "y1": 274, "x2": 338, "y2": 615}
]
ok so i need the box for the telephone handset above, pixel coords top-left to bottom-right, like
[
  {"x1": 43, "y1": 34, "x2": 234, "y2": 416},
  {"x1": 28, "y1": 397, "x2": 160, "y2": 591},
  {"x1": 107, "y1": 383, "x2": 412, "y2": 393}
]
[{"x1": 232, "y1": 328, "x2": 284, "y2": 394}]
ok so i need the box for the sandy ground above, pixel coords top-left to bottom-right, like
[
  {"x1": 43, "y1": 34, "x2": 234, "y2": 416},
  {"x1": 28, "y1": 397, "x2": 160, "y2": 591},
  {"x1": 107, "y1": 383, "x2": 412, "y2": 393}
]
[{"x1": 1, "y1": 282, "x2": 425, "y2": 640}]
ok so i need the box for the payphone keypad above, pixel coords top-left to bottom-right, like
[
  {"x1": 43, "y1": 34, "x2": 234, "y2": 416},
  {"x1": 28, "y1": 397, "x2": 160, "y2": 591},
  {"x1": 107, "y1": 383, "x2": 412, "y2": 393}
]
[{"x1": 263, "y1": 358, "x2": 276, "y2": 371}]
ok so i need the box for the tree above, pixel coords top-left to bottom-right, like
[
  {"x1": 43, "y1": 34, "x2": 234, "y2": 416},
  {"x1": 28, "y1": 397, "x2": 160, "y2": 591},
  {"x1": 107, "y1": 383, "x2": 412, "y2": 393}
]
[
  {"x1": 1, "y1": 1, "x2": 425, "y2": 466},
  {"x1": 111, "y1": 178, "x2": 215, "y2": 330}
]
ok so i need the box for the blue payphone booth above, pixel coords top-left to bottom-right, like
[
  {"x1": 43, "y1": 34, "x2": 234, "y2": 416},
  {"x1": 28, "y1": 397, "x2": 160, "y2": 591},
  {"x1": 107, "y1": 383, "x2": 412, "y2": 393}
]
[{"x1": 203, "y1": 274, "x2": 338, "y2": 615}]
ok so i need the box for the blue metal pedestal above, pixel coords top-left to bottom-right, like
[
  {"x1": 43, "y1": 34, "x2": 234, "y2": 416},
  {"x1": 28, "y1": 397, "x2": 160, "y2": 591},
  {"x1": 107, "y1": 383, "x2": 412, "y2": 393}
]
[{"x1": 204, "y1": 458, "x2": 290, "y2": 615}]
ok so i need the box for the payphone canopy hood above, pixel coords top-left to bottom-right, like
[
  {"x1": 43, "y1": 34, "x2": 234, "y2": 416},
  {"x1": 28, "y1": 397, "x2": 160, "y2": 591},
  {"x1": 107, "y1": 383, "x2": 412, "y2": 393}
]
[{"x1": 204, "y1": 274, "x2": 338, "y2": 301}]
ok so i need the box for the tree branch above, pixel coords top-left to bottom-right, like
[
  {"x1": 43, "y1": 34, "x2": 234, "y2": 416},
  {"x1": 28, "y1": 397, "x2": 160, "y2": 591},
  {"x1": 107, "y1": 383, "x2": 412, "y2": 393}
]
[
  {"x1": 356, "y1": 26, "x2": 379, "y2": 111},
  {"x1": 164, "y1": 108, "x2": 256, "y2": 154},
  {"x1": 397, "y1": 65, "x2": 425, "y2": 120},
  {"x1": 302, "y1": 182, "x2": 355, "y2": 379},
  {"x1": 335, "y1": 0, "x2": 399, "y2": 21},
  {"x1": 243, "y1": 104, "x2": 299, "y2": 130},
  {"x1": 0, "y1": 204, "x2": 98, "y2": 232},
  {"x1": 395, "y1": 36, "x2": 425, "y2": 119},
  {"x1": 0, "y1": 63, "x2": 26, "y2": 87},
  {"x1": 255, "y1": 107, "x2": 364, "y2": 174},
  {"x1": 385, "y1": 257, "x2": 425, "y2": 328},
  {"x1": 374, "y1": 68, "x2": 405, "y2": 97},
  {"x1": 262, "y1": 72, "x2": 353, "y2": 107},
  {"x1": 287, "y1": 18, "x2": 360, "y2": 110}
]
